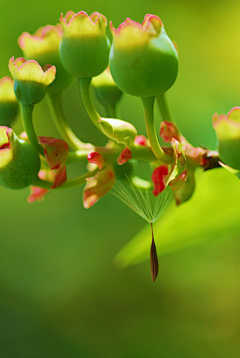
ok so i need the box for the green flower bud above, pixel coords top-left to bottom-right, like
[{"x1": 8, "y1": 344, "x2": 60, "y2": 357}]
[
  {"x1": 0, "y1": 126, "x2": 40, "y2": 189},
  {"x1": 98, "y1": 117, "x2": 137, "y2": 148},
  {"x1": 9, "y1": 57, "x2": 56, "y2": 105},
  {"x1": 109, "y1": 14, "x2": 178, "y2": 97},
  {"x1": 0, "y1": 77, "x2": 19, "y2": 127},
  {"x1": 91, "y1": 67, "x2": 122, "y2": 106},
  {"x1": 212, "y1": 107, "x2": 240, "y2": 169},
  {"x1": 18, "y1": 25, "x2": 73, "y2": 94},
  {"x1": 59, "y1": 11, "x2": 110, "y2": 78}
]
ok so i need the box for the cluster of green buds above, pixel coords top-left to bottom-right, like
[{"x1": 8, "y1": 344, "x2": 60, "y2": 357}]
[{"x1": 1, "y1": 9, "x2": 238, "y2": 280}]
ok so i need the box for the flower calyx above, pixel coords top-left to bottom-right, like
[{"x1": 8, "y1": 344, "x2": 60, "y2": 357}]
[
  {"x1": 9, "y1": 57, "x2": 56, "y2": 105},
  {"x1": 109, "y1": 14, "x2": 178, "y2": 97},
  {"x1": 212, "y1": 107, "x2": 240, "y2": 170},
  {"x1": 0, "y1": 126, "x2": 40, "y2": 189},
  {"x1": 59, "y1": 11, "x2": 110, "y2": 78},
  {"x1": 18, "y1": 24, "x2": 72, "y2": 94}
]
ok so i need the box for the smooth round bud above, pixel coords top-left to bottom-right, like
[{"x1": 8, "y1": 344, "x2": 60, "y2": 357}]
[
  {"x1": 213, "y1": 107, "x2": 240, "y2": 169},
  {"x1": 0, "y1": 77, "x2": 19, "y2": 126},
  {"x1": 18, "y1": 25, "x2": 73, "y2": 94},
  {"x1": 98, "y1": 117, "x2": 137, "y2": 148},
  {"x1": 109, "y1": 14, "x2": 178, "y2": 97},
  {"x1": 0, "y1": 127, "x2": 40, "y2": 189},
  {"x1": 91, "y1": 67, "x2": 122, "y2": 106},
  {"x1": 59, "y1": 11, "x2": 110, "y2": 78},
  {"x1": 9, "y1": 57, "x2": 56, "y2": 106}
]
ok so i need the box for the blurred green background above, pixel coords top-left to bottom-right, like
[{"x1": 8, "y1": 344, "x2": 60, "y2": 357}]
[{"x1": 1, "y1": 0, "x2": 240, "y2": 357}]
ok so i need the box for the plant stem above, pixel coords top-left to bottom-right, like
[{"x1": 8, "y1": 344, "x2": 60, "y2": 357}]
[
  {"x1": 21, "y1": 104, "x2": 44, "y2": 156},
  {"x1": 32, "y1": 168, "x2": 99, "y2": 190},
  {"x1": 156, "y1": 93, "x2": 176, "y2": 124},
  {"x1": 46, "y1": 93, "x2": 86, "y2": 150},
  {"x1": 141, "y1": 96, "x2": 172, "y2": 163},
  {"x1": 105, "y1": 103, "x2": 117, "y2": 118},
  {"x1": 78, "y1": 77, "x2": 102, "y2": 131},
  {"x1": 67, "y1": 150, "x2": 90, "y2": 164}
]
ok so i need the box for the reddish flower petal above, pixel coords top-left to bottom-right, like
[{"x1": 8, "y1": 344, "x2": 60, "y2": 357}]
[
  {"x1": 39, "y1": 136, "x2": 69, "y2": 169},
  {"x1": 160, "y1": 121, "x2": 180, "y2": 143},
  {"x1": 51, "y1": 165, "x2": 67, "y2": 188},
  {"x1": 134, "y1": 135, "x2": 149, "y2": 146},
  {"x1": 87, "y1": 151, "x2": 104, "y2": 169},
  {"x1": 117, "y1": 147, "x2": 132, "y2": 165},
  {"x1": 151, "y1": 165, "x2": 168, "y2": 196},
  {"x1": 28, "y1": 186, "x2": 49, "y2": 203},
  {"x1": 83, "y1": 166, "x2": 115, "y2": 208}
]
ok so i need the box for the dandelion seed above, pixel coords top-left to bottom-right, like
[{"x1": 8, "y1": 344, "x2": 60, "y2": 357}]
[{"x1": 112, "y1": 176, "x2": 174, "y2": 281}]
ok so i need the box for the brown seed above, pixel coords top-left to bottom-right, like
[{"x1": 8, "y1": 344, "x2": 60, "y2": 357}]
[{"x1": 150, "y1": 222, "x2": 159, "y2": 281}]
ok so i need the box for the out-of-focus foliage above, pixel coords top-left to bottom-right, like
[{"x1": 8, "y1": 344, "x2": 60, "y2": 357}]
[{"x1": 0, "y1": 0, "x2": 240, "y2": 357}]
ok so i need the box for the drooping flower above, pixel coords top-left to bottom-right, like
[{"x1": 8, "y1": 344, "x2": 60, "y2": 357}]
[
  {"x1": 109, "y1": 14, "x2": 178, "y2": 97},
  {"x1": 0, "y1": 126, "x2": 40, "y2": 189},
  {"x1": 9, "y1": 57, "x2": 56, "y2": 105},
  {"x1": 160, "y1": 121, "x2": 180, "y2": 143},
  {"x1": 151, "y1": 165, "x2": 169, "y2": 196},
  {"x1": 27, "y1": 169, "x2": 54, "y2": 203},
  {"x1": 38, "y1": 136, "x2": 69, "y2": 188},
  {"x1": 18, "y1": 25, "x2": 72, "y2": 93},
  {"x1": 0, "y1": 77, "x2": 19, "y2": 127},
  {"x1": 59, "y1": 11, "x2": 110, "y2": 78},
  {"x1": 117, "y1": 147, "x2": 132, "y2": 165},
  {"x1": 134, "y1": 135, "x2": 149, "y2": 147},
  {"x1": 212, "y1": 107, "x2": 240, "y2": 169},
  {"x1": 83, "y1": 165, "x2": 115, "y2": 208},
  {"x1": 87, "y1": 151, "x2": 104, "y2": 170}
]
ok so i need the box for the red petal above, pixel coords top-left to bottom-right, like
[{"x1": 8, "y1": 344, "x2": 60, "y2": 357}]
[
  {"x1": 117, "y1": 147, "x2": 132, "y2": 165},
  {"x1": 151, "y1": 165, "x2": 168, "y2": 196},
  {"x1": 28, "y1": 186, "x2": 49, "y2": 203},
  {"x1": 51, "y1": 165, "x2": 67, "y2": 188},
  {"x1": 87, "y1": 151, "x2": 104, "y2": 169},
  {"x1": 83, "y1": 166, "x2": 115, "y2": 208},
  {"x1": 134, "y1": 135, "x2": 148, "y2": 146},
  {"x1": 160, "y1": 121, "x2": 180, "y2": 143},
  {"x1": 39, "y1": 136, "x2": 69, "y2": 170}
]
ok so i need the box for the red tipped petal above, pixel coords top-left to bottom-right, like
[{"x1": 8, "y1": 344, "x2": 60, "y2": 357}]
[
  {"x1": 134, "y1": 135, "x2": 148, "y2": 146},
  {"x1": 151, "y1": 165, "x2": 168, "y2": 196},
  {"x1": 160, "y1": 121, "x2": 180, "y2": 143},
  {"x1": 51, "y1": 165, "x2": 67, "y2": 189},
  {"x1": 83, "y1": 166, "x2": 115, "y2": 208},
  {"x1": 87, "y1": 151, "x2": 104, "y2": 169},
  {"x1": 28, "y1": 186, "x2": 49, "y2": 203},
  {"x1": 117, "y1": 147, "x2": 132, "y2": 165},
  {"x1": 39, "y1": 136, "x2": 69, "y2": 170}
]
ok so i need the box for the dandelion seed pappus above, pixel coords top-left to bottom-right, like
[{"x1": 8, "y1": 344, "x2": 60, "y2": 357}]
[{"x1": 112, "y1": 176, "x2": 174, "y2": 281}]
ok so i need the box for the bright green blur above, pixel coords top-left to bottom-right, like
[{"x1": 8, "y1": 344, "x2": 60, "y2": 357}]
[{"x1": 0, "y1": 1, "x2": 240, "y2": 357}]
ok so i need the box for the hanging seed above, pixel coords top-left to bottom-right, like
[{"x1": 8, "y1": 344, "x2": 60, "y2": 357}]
[{"x1": 150, "y1": 222, "x2": 159, "y2": 281}]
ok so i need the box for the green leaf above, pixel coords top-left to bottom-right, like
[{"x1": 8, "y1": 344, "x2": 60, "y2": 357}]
[{"x1": 114, "y1": 169, "x2": 240, "y2": 268}]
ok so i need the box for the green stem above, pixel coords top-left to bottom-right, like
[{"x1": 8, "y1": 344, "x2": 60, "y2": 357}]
[
  {"x1": 32, "y1": 168, "x2": 99, "y2": 190},
  {"x1": 78, "y1": 77, "x2": 102, "y2": 131},
  {"x1": 156, "y1": 93, "x2": 176, "y2": 124},
  {"x1": 46, "y1": 93, "x2": 86, "y2": 150},
  {"x1": 105, "y1": 103, "x2": 117, "y2": 118},
  {"x1": 21, "y1": 104, "x2": 44, "y2": 156},
  {"x1": 67, "y1": 150, "x2": 90, "y2": 164},
  {"x1": 141, "y1": 97, "x2": 172, "y2": 163}
]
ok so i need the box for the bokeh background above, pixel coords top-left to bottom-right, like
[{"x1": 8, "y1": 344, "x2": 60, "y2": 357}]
[{"x1": 1, "y1": 0, "x2": 240, "y2": 357}]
